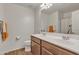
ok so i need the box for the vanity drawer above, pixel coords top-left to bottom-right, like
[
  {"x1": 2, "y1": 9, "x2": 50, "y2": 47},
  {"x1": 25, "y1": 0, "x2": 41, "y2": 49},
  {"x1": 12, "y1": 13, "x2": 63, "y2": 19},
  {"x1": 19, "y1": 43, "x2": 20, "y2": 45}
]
[
  {"x1": 42, "y1": 47, "x2": 53, "y2": 55},
  {"x1": 42, "y1": 40, "x2": 74, "y2": 55},
  {"x1": 31, "y1": 36, "x2": 40, "y2": 44}
]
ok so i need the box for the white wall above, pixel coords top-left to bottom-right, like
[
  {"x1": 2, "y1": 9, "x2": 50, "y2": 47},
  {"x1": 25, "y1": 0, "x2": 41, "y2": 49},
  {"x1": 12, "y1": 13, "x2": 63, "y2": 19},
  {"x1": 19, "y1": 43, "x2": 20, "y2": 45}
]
[
  {"x1": 72, "y1": 10, "x2": 79, "y2": 34},
  {"x1": 34, "y1": 11, "x2": 61, "y2": 33},
  {"x1": 0, "y1": 4, "x2": 4, "y2": 50},
  {"x1": 0, "y1": 4, "x2": 4, "y2": 18},
  {"x1": 0, "y1": 4, "x2": 34, "y2": 54},
  {"x1": 61, "y1": 12, "x2": 72, "y2": 33},
  {"x1": 34, "y1": 9, "x2": 49, "y2": 33},
  {"x1": 48, "y1": 11, "x2": 61, "y2": 32},
  {"x1": 40, "y1": 13, "x2": 49, "y2": 32},
  {"x1": 34, "y1": 9, "x2": 41, "y2": 33},
  {"x1": 48, "y1": 12, "x2": 57, "y2": 26}
]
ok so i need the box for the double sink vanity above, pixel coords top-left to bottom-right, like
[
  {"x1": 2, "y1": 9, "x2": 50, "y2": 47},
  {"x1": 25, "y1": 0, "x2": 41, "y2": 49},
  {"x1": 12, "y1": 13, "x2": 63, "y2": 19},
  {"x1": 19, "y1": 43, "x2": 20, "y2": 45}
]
[{"x1": 31, "y1": 33, "x2": 79, "y2": 55}]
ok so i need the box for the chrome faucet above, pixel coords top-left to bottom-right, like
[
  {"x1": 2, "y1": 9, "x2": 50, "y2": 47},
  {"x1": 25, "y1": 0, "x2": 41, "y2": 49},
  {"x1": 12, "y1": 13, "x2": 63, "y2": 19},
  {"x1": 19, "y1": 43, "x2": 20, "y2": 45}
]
[
  {"x1": 40, "y1": 29, "x2": 46, "y2": 35},
  {"x1": 40, "y1": 29, "x2": 45, "y2": 32},
  {"x1": 62, "y1": 36, "x2": 70, "y2": 40}
]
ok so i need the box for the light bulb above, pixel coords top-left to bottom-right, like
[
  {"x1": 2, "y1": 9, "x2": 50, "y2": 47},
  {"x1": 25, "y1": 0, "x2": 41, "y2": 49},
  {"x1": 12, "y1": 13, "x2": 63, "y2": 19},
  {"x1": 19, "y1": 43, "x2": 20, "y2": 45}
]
[
  {"x1": 40, "y1": 3, "x2": 44, "y2": 8},
  {"x1": 40, "y1": 3, "x2": 53, "y2": 10}
]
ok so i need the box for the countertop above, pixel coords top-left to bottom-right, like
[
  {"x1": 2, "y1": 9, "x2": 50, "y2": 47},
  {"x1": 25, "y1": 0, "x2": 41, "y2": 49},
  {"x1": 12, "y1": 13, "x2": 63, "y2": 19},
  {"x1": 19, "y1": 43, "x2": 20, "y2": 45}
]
[{"x1": 31, "y1": 32, "x2": 79, "y2": 54}]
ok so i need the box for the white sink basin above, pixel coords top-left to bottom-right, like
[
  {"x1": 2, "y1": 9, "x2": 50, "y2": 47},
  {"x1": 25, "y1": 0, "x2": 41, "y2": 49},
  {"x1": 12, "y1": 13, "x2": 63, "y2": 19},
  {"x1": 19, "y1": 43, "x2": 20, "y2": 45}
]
[
  {"x1": 33, "y1": 34, "x2": 79, "y2": 45},
  {"x1": 44, "y1": 35, "x2": 79, "y2": 45},
  {"x1": 45, "y1": 35, "x2": 62, "y2": 39},
  {"x1": 66, "y1": 38, "x2": 79, "y2": 44}
]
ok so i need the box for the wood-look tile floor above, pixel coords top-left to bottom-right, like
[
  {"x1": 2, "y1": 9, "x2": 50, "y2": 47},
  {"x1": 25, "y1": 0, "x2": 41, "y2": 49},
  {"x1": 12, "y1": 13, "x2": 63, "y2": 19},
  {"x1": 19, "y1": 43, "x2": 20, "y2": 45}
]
[{"x1": 5, "y1": 48, "x2": 32, "y2": 55}]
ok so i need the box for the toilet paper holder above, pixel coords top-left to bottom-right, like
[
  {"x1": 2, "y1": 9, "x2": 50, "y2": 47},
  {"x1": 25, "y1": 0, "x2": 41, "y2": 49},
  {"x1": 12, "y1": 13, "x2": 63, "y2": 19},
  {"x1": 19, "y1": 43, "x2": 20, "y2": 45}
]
[{"x1": 16, "y1": 35, "x2": 21, "y2": 40}]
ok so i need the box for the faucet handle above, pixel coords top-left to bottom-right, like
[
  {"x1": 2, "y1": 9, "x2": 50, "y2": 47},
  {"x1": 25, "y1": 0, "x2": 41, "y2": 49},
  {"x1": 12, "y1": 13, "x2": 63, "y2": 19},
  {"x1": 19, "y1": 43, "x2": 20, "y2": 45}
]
[
  {"x1": 62, "y1": 36, "x2": 66, "y2": 39},
  {"x1": 66, "y1": 36, "x2": 70, "y2": 40},
  {"x1": 62, "y1": 36, "x2": 70, "y2": 40},
  {"x1": 41, "y1": 29, "x2": 45, "y2": 32}
]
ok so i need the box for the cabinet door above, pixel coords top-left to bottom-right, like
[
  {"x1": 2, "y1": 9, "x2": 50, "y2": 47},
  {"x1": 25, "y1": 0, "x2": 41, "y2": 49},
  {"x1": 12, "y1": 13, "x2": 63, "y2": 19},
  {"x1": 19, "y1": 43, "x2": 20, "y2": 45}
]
[
  {"x1": 42, "y1": 47, "x2": 53, "y2": 55},
  {"x1": 31, "y1": 41, "x2": 40, "y2": 55},
  {"x1": 42, "y1": 41, "x2": 75, "y2": 55},
  {"x1": 31, "y1": 36, "x2": 40, "y2": 44}
]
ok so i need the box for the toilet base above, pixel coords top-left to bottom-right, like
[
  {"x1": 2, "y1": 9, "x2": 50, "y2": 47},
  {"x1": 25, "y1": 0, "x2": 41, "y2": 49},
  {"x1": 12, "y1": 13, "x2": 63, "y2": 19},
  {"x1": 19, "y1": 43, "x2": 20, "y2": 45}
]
[{"x1": 25, "y1": 48, "x2": 31, "y2": 52}]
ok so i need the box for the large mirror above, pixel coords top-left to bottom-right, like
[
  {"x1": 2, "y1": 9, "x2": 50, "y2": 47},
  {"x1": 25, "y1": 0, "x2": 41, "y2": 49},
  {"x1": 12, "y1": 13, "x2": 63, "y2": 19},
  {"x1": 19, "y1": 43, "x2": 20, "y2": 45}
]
[{"x1": 40, "y1": 3, "x2": 79, "y2": 35}]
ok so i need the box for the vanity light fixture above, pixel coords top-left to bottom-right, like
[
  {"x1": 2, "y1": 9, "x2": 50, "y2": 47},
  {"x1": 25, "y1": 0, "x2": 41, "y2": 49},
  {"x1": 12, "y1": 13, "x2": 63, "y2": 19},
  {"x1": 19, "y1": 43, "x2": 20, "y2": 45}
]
[{"x1": 40, "y1": 3, "x2": 53, "y2": 10}]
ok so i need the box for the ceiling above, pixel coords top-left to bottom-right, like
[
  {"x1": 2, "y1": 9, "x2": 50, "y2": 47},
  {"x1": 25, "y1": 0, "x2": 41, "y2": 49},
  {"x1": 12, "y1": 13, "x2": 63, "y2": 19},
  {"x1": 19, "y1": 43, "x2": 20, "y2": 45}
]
[
  {"x1": 16, "y1": 3, "x2": 79, "y2": 14},
  {"x1": 16, "y1": 3, "x2": 41, "y2": 9},
  {"x1": 45, "y1": 3, "x2": 79, "y2": 14}
]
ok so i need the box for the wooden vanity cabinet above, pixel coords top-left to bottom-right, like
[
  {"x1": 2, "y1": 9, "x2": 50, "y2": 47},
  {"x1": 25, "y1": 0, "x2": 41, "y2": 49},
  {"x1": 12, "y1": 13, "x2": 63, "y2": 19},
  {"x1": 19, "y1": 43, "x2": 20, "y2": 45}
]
[
  {"x1": 31, "y1": 36, "x2": 77, "y2": 55},
  {"x1": 31, "y1": 36, "x2": 41, "y2": 55},
  {"x1": 31, "y1": 41, "x2": 40, "y2": 55},
  {"x1": 42, "y1": 47, "x2": 53, "y2": 55},
  {"x1": 42, "y1": 40, "x2": 75, "y2": 55}
]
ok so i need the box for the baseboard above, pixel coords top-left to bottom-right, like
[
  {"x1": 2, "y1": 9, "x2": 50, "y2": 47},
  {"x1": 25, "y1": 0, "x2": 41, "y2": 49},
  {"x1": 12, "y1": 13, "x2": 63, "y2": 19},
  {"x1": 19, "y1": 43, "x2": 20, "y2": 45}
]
[
  {"x1": 4, "y1": 48, "x2": 25, "y2": 55},
  {"x1": 0, "y1": 53, "x2": 5, "y2": 55}
]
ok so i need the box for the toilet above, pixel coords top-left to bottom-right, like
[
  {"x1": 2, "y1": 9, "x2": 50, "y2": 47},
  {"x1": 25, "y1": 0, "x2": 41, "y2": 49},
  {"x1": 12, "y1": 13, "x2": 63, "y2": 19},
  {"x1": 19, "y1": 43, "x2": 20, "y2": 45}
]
[{"x1": 24, "y1": 40, "x2": 31, "y2": 52}]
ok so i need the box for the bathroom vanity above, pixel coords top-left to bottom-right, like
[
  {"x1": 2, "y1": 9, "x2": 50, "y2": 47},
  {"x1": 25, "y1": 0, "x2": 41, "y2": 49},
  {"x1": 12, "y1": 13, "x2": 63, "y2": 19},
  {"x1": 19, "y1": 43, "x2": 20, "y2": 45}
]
[{"x1": 31, "y1": 33, "x2": 79, "y2": 55}]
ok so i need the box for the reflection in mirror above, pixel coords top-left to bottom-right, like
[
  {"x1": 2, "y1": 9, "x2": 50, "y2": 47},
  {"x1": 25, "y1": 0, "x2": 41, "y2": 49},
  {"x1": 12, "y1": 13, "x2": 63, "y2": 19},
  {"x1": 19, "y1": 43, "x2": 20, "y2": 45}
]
[
  {"x1": 61, "y1": 12, "x2": 72, "y2": 34},
  {"x1": 40, "y1": 3, "x2": 79, "y2": 35},
  {"x1": 61, "y1": 10, "x2": 79, "y2": 34}
]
